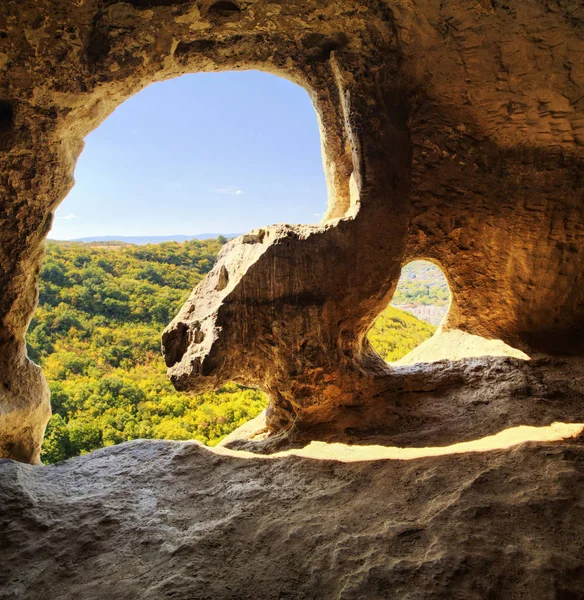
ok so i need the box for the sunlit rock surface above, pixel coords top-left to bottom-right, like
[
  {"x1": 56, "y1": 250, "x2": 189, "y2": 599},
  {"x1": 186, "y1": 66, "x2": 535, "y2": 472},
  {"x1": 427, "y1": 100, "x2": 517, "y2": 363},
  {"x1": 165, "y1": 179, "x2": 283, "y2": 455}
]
[
  {"x1": 398, "y1": 329, "x2": 530, "y2": 365},
  {"x1": 1, "y1": 431, "x2": 583, "y2": 599},
  {"x1": 0, "y1": 441, "x2": 584, "y2": 600},
  {"x1": 2, "y1": 356, "x2": 584, "y2": 599},
  {"x1": 2, "y1": 0, "x2": 583, "y2": 460},
  {"x1": 1, "y1": 1, "x2": 583, "y2": 595}
]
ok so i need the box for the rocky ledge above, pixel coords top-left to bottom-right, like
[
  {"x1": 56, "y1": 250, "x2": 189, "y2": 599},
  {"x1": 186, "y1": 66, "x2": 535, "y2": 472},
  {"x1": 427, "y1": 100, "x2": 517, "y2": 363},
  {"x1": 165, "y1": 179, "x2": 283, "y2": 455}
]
[{"x1": 1, "y1": 356, "x2": 584, "y2": 600}]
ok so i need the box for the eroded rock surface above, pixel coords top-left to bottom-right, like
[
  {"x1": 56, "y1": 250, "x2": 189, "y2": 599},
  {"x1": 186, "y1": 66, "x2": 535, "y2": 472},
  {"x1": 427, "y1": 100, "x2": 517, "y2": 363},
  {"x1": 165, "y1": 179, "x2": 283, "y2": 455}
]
[
  {"x1": 220, "y1": 355, "x2": 584, "y2": 451},
  {"x1": 1, "y1": 355, "x2": 583, "y2": 598},
  {"x1": 2, "y1": 2, "x2": 584, "y2": 596},
  {"x1": 1, "y1": 433, "x2": 584, "y2": 599},
  {"x1": 1, "y1": 1, "x2": 583, "y2": 458}
]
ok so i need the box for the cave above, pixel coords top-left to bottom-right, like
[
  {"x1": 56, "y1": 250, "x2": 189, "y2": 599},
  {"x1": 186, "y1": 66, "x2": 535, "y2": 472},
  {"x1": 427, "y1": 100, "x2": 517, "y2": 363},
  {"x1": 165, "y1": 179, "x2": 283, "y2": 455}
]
[
  {"x1": 28, "y1": 69, "x2": 328, "y2": 461},
  {"x1": 367, "y1": 259, "x2": 452, "y2": 363},
  {"x1": 1, "y1": 1, "x2": 583, "y2": 598}
]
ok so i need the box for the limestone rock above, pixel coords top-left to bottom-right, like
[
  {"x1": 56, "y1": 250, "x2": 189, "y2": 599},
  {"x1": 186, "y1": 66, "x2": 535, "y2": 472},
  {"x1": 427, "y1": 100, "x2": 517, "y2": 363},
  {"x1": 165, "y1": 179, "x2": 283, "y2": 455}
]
[
  {"x1": 1, "y1": 431, "x2": 584, "y2": 598},
  {"x1": 1, "y1": 0, "x2": 583, "y2": 459},
  {"x1": 1, "y1": 351, "x2": 583, "y2": 598},
  {"x1": 0, "y1": 348, "x2": 50, "y2": 464},
  {"x1": 397, "y1": 329, "x2": 530, "y2": 365},
  {"x1": 219, "y1": 355, "x2": 584, "y2": 451},
  {"x1": 2, "y1": 2, "x2": 584, "y2": 594}
]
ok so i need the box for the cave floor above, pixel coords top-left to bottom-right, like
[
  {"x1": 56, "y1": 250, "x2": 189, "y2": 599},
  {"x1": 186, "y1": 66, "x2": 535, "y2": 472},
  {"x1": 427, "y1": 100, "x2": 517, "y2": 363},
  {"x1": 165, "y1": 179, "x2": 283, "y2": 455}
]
[{"x1": 1, "y1": 356, "x2": 583, "y2": 600}]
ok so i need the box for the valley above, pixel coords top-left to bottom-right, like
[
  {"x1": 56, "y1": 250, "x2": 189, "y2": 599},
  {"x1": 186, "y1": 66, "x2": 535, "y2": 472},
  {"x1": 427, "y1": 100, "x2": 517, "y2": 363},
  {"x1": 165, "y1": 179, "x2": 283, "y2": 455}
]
[{"x1": 28, "y1": 239, "x2": 446, "y2": 463}]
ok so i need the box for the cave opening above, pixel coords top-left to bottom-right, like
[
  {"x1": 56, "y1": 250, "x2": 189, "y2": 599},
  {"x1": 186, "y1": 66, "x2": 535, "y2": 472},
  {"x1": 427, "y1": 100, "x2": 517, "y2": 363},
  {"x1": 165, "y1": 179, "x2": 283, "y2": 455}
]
[
  {"x1": 368, "y1": 260, "x2": 452, "y2": 363},
  {"x1": 367, "y1": 259, "x2": 530, "y2": 366},
  {"x1": 28, "y1": 70, "x2": 328, "y2": 464}
]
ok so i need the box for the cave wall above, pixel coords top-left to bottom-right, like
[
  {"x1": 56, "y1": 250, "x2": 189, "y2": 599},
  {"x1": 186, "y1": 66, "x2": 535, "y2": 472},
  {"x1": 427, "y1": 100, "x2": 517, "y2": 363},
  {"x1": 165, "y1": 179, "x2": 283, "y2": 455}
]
[{"x1": 0, "y1": 0, "x2": 582, "y2": 462}]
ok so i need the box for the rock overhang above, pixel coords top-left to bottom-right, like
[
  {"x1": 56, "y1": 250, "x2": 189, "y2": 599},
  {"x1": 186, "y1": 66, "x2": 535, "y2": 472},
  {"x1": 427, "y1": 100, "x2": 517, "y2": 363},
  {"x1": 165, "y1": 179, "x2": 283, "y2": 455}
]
[{"x1": 0, "y1": 0, "x2": 582, "y2": 461}]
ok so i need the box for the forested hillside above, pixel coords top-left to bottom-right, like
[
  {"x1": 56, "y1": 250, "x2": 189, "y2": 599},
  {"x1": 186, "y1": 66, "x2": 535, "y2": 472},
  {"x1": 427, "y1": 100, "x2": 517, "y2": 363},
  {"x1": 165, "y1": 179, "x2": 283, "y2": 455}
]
[
  {"x1": 28, "y1": 239, "x2": 439, "y2": 463},
  {"x1": 367, "y1": 306, "x2": 436, "y2": 361}
]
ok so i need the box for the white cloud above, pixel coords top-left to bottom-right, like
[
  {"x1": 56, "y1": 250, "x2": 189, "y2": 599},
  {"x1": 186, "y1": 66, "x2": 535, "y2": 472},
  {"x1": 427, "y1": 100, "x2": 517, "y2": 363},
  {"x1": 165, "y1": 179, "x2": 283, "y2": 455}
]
[
  {"x1": 62, "y1": 213, "x2": 76, "y2": 220},
  {"x1": 213, "y1": 186, "x2": 244, "y2": 196}
]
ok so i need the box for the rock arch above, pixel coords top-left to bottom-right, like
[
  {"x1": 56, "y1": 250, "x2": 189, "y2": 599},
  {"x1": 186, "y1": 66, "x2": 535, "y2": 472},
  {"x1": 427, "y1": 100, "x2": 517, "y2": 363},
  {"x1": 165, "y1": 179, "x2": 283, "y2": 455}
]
[{"x1": 1, "y1": 0, "x2": 583, "y2": 462}]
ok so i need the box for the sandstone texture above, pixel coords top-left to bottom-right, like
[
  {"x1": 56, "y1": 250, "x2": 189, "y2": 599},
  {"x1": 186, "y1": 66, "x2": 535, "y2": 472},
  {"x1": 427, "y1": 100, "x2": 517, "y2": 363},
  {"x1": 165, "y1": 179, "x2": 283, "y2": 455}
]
[
  {"x1": 220, "y1": 355, "x2": 584, "y2": 450},
  {"x1": 3, "y1": 440, "x2": 583, "y2": 600},
  {"x1": 1, "y1": 0, "x2": 583, "y2": 458},
  {"x1": 397, "y1": 329, "x2": 530, "y2": 365},
  {"x1": 0, "y1": 359, "x2": 584, "y2": 600},
  {"x1": 2, "y1": 1, "x2": 584, "y2": 595},
  {"x1": 2, "y1": 356, "x2": 584, "y2": 599}
]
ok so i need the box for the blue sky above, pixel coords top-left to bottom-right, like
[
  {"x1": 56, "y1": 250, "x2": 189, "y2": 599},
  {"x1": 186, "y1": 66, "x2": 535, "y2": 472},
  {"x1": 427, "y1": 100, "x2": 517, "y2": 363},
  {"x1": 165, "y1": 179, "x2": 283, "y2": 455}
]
[{"x1": 50, "y1": 71, "x2": 327, "y2": 239}]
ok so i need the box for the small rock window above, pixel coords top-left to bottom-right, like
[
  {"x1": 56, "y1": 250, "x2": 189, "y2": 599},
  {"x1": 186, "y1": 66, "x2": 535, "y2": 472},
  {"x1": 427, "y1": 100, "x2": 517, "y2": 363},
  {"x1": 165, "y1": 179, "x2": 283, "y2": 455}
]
[{"x1": 368, "y1": 260, "x2": 451, "y2": 362}]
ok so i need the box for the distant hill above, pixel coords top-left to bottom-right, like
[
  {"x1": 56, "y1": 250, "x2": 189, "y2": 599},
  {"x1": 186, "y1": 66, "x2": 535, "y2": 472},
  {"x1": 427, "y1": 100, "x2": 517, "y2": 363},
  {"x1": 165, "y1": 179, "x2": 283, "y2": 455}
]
[{"x1": 49, "y1": 234, "x2": 241, "y2": 245}]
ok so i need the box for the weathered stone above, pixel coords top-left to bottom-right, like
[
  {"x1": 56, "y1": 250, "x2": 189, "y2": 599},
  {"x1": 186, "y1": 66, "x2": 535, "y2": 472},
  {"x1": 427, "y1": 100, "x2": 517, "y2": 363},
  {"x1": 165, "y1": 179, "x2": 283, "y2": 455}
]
[
  {"x1": 219, "y1": 356, "x2": 584, "y2": 451},
  {"x1": 2, "y1": 357, "x2": 584, "y2": 599},
  {"x1": 1, "y1": 0, "x2": 583, "y2": 458}
]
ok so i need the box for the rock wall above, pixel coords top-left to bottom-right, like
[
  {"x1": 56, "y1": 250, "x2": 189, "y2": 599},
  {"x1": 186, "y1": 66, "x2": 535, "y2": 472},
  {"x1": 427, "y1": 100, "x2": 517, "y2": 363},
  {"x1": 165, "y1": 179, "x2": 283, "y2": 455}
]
[
  {"x1": 1, "y1": 0, "x2": 583, "y2": 460},
  {"x1": 2, "y1": 355, "x2": 584, "y2": 598},
  {"x1": 1, "y1": 421, "x2": 584, "y2": 598}
]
